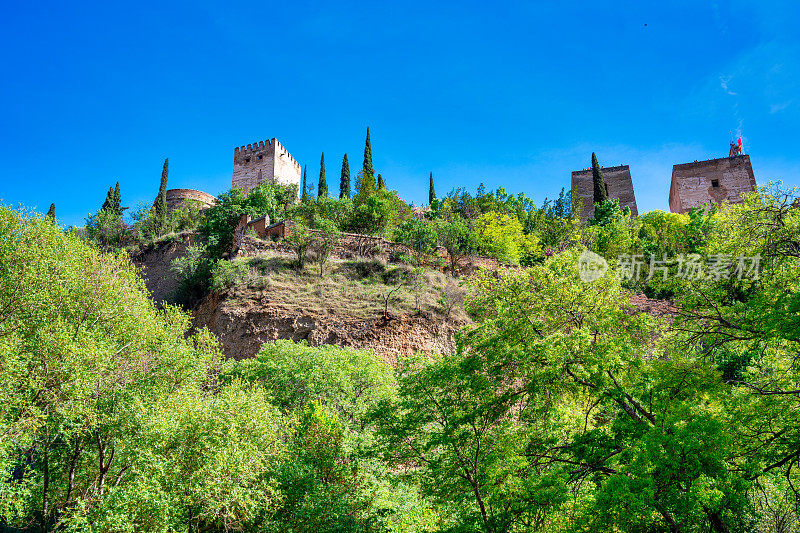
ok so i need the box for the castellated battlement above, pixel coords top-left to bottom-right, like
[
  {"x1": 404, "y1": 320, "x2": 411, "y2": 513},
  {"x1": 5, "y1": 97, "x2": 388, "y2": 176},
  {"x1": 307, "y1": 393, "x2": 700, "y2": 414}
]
[{"x1": 232, "y1": 137, "x2": 302, "y2": 196}]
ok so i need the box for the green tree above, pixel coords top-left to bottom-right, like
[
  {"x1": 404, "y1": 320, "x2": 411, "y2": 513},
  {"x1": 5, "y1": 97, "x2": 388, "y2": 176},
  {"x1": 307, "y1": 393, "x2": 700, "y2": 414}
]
[
  {"x1": 271, "y1": 403, "x2": 376, "y2": 532},
  {"x1": 375, "y1": 251, "x2": 752, "y2": 532},
  {"x1": 377, "y1": 173, "x2": 385, "y2": 191},
  {"x1": 349, "y1": 190, "x2": 410, "y2": 237},
  {"x1": 638, "y1": 210, "x2": 691, "y2": 256},
  {"x1": 318, "y1": 152, "x2": 328, "y2": 198},
  {"x1": 284, "y1": 223, "x2": 316, "y2": 268},
  {"x1": 428, "y1": 172, "x2": 436, "y2": 205},
  {"x1": 220, "y1": 340, "x2": 396, "y2": 428},
  {"x1": 393, "y1": 218, "x2": 438, "y2": 258},
  {"x1": 302, "y1": 164, "x2": 309, "y2": 204},
  {"x1": 434, "y1": 214, "x2": 478, "y2": 275},
  {"x1": 100, "y1": 185, "x2": 114, "y2": 212},
  {"x1": 358, "y1": 128, "x2": 376, "y2": 201},
  {"x1": 340, "y1": 153, "x2": 351, "y2": 199},
  {"x1": 0, "y1": 206, "x2": 287, "y2": 531},
  {"x1": 592, "y1": 152, "x2": 609, "y2": 207},
  {"x1": 148, "y1": 158, "x2": 170, "y2": 235},
  {"x1": 46, "y1": 202, "x2": 55, "y2": 221},
  {"x1": 475, "y1": 211, "x2": 541, "y2": 265},
  {"x1": 312, "y1": 218, "x2": 341, "y2": 277},
  {"x1": 200, "y1": 181, "x2": 293, "y2": 259},
  {"x1": 585, "y1": 199, "x2": 640, "y2": 258},
  {"x1": 85, "y1": 206, "x2": 127, "y2": 250},
  {"x1": 112, "y1": 181, "x2": 121, "y2": 216}
]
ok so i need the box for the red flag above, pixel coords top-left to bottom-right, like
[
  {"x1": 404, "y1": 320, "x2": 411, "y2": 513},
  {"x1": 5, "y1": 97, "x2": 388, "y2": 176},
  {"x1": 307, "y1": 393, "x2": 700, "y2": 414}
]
[{"x1": 738, "y1": 137, "x2": 743, "y2": 147}]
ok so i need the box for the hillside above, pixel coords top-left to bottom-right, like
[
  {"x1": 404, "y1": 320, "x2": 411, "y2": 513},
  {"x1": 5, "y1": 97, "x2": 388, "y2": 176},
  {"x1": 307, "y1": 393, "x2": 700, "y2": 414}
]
[{"x1": 135, "y1": 238, "x2": 470, "y2": 363}]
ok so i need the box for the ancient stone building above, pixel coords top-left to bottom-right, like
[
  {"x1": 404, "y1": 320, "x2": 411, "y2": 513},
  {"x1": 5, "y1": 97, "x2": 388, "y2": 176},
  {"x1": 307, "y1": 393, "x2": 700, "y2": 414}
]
[
  {"x1": 232, "y1": 138, "x2": 301, "y2": 195},
  {"x1": 165, "y1": 189, "x2": 216, "y2": 212},
  {"x1": 571, "y1": 165, "x2": 638, "y2": 220},
  {"x1": 668, "y1": 155, "x2": 755, "y2": 214}
]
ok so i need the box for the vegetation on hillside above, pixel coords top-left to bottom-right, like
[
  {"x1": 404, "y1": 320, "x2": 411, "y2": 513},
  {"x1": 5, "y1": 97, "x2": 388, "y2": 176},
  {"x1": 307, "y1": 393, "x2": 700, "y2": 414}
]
[{"x1": 3, "y1": 181, "x2": 800, "y2": 531}]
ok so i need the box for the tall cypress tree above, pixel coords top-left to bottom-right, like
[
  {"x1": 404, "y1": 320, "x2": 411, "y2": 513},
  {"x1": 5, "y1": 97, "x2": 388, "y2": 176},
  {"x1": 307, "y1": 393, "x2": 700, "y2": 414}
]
[
  {"x1": 301, "y1": 165, "x2": 309, "y2": 203},
  {"x1": 359, "y1": 127, "x2": 376, "y2": 198},
  {"x1": 318, "y1": 152, "x2": 328, "y2": 198},
  {"x1": 154, "y1": 158, "x2": 169, "y2": 229},
  {"x1": 101, "y1": 187, "x2": 114, "y2": 212},
  {"x1": 591, "y1": 152, "x2": 609, "y2": 206},
  {"x1": 428, "y1": 172, "x2": 436, "y2": 205},
  {"x1": 339, "y1": 153, "x2": 350, "y2": 199},
  {"x1": 46, "y1": 203, "x2": 55, "y2": 221},
  {"x1": 112, "y1": 181, "x2": 121, "y2": 216},
  {"x1": 377, "y1": 174, "x2": 385, "y2": 191}
]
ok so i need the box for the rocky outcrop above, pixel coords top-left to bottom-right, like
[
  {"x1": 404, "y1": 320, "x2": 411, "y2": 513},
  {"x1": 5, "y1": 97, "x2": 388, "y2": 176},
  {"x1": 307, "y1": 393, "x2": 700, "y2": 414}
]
[{"x1": 193, "y1": 290, "x2": 468, "y2": 365}]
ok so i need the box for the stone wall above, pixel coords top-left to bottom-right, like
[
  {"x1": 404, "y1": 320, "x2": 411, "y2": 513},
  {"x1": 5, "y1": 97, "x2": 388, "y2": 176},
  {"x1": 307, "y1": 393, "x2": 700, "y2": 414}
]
[
  {"x1": 669, "y1": 155, "x2": 756, "y2": 214},
  {"x1": 165, "y1": 189, "x2": 216, "y2": 212},
  {"x1": 572, "y1": 165, "x2": 638, "y2": 220},
  {"x1": 232, "y1": 138, "x2": 301, "y2": 195}
]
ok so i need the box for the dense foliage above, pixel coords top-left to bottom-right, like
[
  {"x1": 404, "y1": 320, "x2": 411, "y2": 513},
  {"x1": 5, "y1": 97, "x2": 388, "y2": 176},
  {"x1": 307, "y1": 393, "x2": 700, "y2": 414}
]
[{"x1": 15, "y1": 142, "x2": 800, "y2": 532}]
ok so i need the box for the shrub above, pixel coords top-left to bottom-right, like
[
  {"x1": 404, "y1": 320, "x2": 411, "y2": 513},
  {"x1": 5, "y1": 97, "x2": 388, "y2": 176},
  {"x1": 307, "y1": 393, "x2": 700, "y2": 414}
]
[
  {"x1": 211, "y1": 258, "x2": 251, "y2": 291},
  {"x1": 85, "y1": 207, "x2": 128, "y2": 250}
]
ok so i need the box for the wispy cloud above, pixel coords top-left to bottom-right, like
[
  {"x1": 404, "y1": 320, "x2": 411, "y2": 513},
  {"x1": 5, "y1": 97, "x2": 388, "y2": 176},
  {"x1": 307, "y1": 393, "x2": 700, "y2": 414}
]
[
  {"x1": 719, "y1": 76, "x2": 737, "y2": 96},
  {"x1": 770, "y1": 101, "x2": 792, "y2": 114}
]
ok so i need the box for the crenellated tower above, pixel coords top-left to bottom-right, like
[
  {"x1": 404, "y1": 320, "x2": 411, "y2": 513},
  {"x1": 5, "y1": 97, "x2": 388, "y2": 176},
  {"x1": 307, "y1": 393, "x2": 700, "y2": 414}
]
[{"x1": 232, "y1": 138, "x2": 301, "y2": 196}]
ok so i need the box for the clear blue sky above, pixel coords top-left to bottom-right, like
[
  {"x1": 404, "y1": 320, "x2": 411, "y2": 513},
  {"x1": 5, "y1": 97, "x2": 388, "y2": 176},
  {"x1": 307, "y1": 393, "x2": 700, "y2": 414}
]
[{"x1": 2, "y1": 0, "x2": 799, "y2": 226}]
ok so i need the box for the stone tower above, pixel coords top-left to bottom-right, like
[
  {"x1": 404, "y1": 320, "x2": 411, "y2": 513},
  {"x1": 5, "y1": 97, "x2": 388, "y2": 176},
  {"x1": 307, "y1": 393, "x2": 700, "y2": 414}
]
[
  {"x1": 571, "y1": 165, "x2": 638, "y2": 220},
  {"x1": 232, "y1": 138, "x2": 302, "y2": 195},
  {"x1": 669, "y1": 154, "x2": 755, "y2": 214}
]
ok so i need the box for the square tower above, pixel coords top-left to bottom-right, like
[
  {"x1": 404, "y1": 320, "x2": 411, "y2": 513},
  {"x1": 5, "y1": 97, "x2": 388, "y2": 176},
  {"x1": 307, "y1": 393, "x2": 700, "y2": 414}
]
[
  {"x1": 571, "y1": 165, "x2": 638, "y2": 220},
  {"x1": 232, "y1": 138, "x2": 301, "y2": 195},
  {"x1": 669, "y1": 155, "x2": 755, "y2": 214}
]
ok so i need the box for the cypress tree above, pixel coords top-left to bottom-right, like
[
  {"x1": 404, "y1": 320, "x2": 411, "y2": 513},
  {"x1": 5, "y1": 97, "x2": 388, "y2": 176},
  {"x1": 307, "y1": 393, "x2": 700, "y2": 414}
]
[
  {"x1": 112, "y1": 181, "x2": 121, "y2": 216},
  {"x1": 591, "y1": 152, "x2": 609, "y2": 206},
  {"x1": 154, "y1": 158, "x2": 169, "y2": 229},
  {"x1": 359, "y1": 127, "x2": 376, "y2": 198},
  {"x1": 339, "y1": 153, "x2": 351, "y2": 199},
  {"x1": 101, "y1": 187, "x2": 114, "y2": 212},
  {"x1": 46, "y1": 203, "x2": 55, "y2": 221},
  {"x1": 428, "y1": 172, "x2": 436, "y2": 204},
  {"x1": 318, "y1": 152, "x2": 328, "y2": 198},
  {"x1": 301, "y1": 165, "x2": 309, "y2": 203},
  {"x1": 377, "y1": 173, "x2": 385, "y2": 191}
]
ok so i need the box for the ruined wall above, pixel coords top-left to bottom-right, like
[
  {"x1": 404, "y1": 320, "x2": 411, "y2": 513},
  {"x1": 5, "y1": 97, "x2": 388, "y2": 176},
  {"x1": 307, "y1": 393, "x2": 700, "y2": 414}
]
[
  {"x1": 669, "y1": 155, "x2": 756, "y2": 214},
  {"x1": 165, "y1": 189, "x2": 216, "y2": 212},
  {"x1": 571, "y1": 165, "x2": 638, "y2": 220},
  {"x1": 232, "y1": 138, "x2": 301, "y2": 195}
]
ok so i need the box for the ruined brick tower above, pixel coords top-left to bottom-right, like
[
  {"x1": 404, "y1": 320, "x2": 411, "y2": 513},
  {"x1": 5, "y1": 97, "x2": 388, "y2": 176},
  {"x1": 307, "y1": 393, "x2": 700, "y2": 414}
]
[
  {"x1": 669, "y1": 154, "x2": 755, "y2": 214},
  {"x1": 571, "y1": 165, "x2": 638, "y2": 220},
  {"x1": 233, "y1": 138, "x2": 302, "y2": 195}
]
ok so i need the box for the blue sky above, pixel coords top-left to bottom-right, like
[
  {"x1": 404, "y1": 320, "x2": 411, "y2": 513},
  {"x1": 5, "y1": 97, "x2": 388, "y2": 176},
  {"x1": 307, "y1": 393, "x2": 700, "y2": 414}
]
[{"x1": 1, "y1": 0, "x2": 799, "y2": 226}]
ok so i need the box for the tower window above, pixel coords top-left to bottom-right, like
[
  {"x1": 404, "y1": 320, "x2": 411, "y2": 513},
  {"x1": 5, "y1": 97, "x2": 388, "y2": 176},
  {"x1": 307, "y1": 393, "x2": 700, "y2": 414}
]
[
  {"x1": 711, "y1": 179, "x2": 719, "y2": 188},
  {"x1": 244, "y1": 157, "x2": 251, "y2": 163},
  {"x1": 257, "y1": 154, "x2": 263, "y2": 160}
]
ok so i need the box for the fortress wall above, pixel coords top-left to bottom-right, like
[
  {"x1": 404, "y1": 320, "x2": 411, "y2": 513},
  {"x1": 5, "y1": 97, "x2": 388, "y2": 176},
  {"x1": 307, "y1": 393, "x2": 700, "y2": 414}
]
[
  {"x1": 233, "y1": 140, "x2": 276, "y2": 192},
  {"x1": 669, "y1": 155, "x2": 756, "y2": 213},
  {"x1": 232, "y1": 138, "x2": 301, "y2": 196},
  {"x1": 271, "y1": 139, "x2": 302, "y2": 193},
  {"x1": 165, "y1": 189, "x2": 216, "y2": 211},
  {"x1": 571, "y1": 165, "x2": 638, "y2": 220}
]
